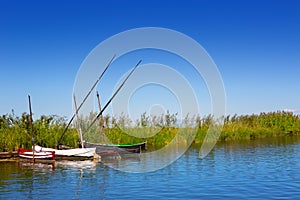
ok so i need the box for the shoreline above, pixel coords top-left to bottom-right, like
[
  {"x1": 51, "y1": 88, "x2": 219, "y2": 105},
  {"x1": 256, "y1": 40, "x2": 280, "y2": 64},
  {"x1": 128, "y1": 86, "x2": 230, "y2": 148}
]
[
  {"x1": 0, "y1": 151, "x2": 18, "y2": 161},
  {"x1": 2, "y1": 134, "x2": 300, "y2": 161}
]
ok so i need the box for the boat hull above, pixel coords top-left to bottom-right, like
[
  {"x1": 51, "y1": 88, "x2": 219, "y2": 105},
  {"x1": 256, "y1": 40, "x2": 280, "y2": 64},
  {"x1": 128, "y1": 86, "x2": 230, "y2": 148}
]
[
  {"x1": 18, "y1": 148, "x2": 55, "y2": 163},
  {"x1": 34, "y1": 145, "x2": 96, "y2": 161},
  {"x1": 83, "y1": 141, "x2": 147, "y2": 156}
]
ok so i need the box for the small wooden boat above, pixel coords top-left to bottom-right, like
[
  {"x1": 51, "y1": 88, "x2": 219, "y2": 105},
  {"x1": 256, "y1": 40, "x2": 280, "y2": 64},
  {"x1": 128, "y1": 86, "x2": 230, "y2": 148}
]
[
  {"x1": 34, "y1": 145, "x2": 96, "y2": 161},
  {"x1": 18, "y1": 148, "x2": 55, "y2": 163},
  {"x1": 83, "y1": 141, "x2": 147, "y2": 156}
]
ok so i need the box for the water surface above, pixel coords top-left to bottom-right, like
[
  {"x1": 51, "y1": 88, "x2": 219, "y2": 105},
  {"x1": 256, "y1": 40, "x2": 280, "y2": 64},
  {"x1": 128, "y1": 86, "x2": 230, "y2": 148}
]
[{"x1": 1, "y1": 136, "x2": 300, "y2": 199}]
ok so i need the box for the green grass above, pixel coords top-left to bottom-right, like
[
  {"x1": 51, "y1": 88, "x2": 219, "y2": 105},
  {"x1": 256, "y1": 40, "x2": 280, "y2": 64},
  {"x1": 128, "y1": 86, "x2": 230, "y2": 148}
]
[
  {"x1": 0, "y1": 111, "x2": 300, "y2": 152},
  {"x1": 0, "y1": 113, "x2": 79, "y2": 152}
]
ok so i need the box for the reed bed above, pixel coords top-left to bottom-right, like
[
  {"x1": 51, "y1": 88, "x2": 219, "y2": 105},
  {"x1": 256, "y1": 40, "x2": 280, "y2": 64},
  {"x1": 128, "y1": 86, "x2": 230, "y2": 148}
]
[
  {"x1": 0, "y1": 113, "x2": 79, "y2": 152},
  {"x1": 0, "y1": 111, "x2": 299, "y2": 152}
]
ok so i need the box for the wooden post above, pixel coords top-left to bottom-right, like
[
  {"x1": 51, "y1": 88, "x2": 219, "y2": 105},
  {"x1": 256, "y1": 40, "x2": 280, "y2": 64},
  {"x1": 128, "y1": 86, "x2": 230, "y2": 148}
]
[
  {"x1": 96, "y1": 91, "x2": 107, "y2": 143},
  {"x1": 28, "y1": 95, "x2": 35, "y2": 163},
  {"x1": 73, "y1": 94, "x2": 84, "y2": 148},
  {"x1": 51, "y1": 151, "x2": 55, "y2": 161},
  {"x1": 96, "y1": 92, "x2": 105, "y2": 130}
]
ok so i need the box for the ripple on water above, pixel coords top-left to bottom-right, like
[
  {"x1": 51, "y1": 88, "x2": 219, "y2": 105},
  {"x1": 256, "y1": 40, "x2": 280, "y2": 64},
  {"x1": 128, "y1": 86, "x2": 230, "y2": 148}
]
[{"x1": 1, "y1": 136, "x2": 300, "y2": 199}]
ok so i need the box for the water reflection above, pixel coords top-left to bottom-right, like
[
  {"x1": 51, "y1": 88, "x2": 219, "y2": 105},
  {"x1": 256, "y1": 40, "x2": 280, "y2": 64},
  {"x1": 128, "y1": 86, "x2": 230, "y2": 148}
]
[
  {"x1": 103, "y1": 142, "x2": 191, "y2": 173},
  {"x1": 18, "y1": 162, "x2": 55, "y2": 170}
]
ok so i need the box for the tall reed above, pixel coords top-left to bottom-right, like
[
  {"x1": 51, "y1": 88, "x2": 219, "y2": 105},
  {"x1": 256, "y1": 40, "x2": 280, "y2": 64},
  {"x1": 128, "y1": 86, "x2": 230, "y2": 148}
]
[
  {"x1": 0, "y1": 113, "x2": 79, "y2": 152},
  {"x1": 0, "y1": 110, "x2": 299, "y2": 152}
]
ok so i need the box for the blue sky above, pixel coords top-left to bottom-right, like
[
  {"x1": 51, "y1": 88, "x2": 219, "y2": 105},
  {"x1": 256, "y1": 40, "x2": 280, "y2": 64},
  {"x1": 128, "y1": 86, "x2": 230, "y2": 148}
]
[{"x1": 0, "y1": 0, "x2": 300, "y2": 120}]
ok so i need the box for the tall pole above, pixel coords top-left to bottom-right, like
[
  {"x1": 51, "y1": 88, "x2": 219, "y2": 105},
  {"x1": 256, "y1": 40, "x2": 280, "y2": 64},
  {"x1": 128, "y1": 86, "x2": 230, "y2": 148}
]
[
  {"x1": 96, "y1": 91, "x2": 107, "y2": 143},
  {"x1": 28, "y1": 95, "x2": 35, "y2": 162},
  {"x1": 96, "y1": 91, "x2": 104, "y2": 130},
  {"x1": 73, "y1": 94, "x2": 84, "y2": 148}
]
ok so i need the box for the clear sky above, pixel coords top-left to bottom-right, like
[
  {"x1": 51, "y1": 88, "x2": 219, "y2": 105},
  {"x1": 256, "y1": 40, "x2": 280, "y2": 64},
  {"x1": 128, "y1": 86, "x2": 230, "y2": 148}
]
[{"x1": 0, "y1": 0, "x2": 300, "y2": 120}]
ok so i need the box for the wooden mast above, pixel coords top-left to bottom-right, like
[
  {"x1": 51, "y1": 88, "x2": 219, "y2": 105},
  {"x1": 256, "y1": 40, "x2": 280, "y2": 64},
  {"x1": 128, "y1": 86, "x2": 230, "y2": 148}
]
[
  {"x1": 57, "y1": 55, "x2": 116, "y2": 147},
  {"x1": 96, "y1": 91, "x2": 104, "y2": 130},
  {"x1": 86, "y1": 60, "x2": 142, "y2": 131},
  {"x1": 96, "y1": 91, "x2": 108, "y2": 143}
]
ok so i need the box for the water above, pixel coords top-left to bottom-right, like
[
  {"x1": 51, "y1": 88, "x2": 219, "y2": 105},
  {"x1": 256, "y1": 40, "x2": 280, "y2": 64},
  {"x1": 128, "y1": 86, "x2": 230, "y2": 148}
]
[{"x1": 1, "y1": 136, "x2": 300, "y2": 199}]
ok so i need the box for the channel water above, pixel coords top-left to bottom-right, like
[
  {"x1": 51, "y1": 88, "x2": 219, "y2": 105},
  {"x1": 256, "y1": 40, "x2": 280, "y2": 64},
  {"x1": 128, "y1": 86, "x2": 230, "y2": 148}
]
[{"x1": 1, "y1": 136, "x2": 300, "y2": 199}]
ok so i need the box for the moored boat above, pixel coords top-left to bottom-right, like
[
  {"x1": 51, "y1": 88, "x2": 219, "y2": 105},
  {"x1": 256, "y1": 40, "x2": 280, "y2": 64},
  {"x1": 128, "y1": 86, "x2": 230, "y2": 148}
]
[
  {"x1": 34, "y1": 145, "x2": 96, "y2": 161},
  {"x1": 83, "y1": 141, "x2": 147, "y2": 156},
  {"x1": 18, "y1": 148, "x2": 55, "y2": 163}
]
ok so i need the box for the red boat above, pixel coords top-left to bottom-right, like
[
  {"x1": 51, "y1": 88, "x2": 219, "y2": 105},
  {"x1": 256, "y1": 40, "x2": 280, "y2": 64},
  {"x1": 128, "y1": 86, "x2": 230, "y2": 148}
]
[{"x1": 18, "y1": 148, "x2": 55, "y2": 162}]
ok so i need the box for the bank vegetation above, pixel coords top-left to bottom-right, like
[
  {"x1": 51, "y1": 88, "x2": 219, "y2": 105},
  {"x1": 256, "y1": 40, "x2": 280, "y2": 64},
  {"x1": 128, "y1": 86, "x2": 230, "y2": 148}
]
[{"x1": 0, "y1": 111, "x2": 299, "y2": 152}]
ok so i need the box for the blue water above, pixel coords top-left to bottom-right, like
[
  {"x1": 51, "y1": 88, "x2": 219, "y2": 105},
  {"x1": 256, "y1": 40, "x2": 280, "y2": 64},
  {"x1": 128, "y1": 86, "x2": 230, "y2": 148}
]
[{"x1": 1, "y1": 136, "x2": 300, "y2": 199}]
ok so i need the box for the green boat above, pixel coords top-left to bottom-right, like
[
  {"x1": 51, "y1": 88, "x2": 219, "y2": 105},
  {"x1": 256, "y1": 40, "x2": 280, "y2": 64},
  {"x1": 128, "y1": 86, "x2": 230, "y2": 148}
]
[{"x1": 83, "y1": 141, "x2": 147, "y2": 156}]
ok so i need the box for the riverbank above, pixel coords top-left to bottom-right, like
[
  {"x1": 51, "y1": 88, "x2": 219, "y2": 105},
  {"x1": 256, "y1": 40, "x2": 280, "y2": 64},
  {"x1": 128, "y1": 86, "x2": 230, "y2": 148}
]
[
  {"x1": 1, "y1": 134, "x2": 300, "y2": 162},
  {"x1": 1, "y1": 111, "x2": 300, "y2": 152}
]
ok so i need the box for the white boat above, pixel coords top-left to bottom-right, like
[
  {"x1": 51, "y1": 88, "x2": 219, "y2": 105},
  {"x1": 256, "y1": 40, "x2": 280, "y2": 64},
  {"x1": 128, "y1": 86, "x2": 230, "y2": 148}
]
[
  {"x1": 18, "y1": 148, "x2": 55, "y2": 163},
  {"x1": 34, "y1": 145, "x2": 96, "y2": 161}
]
